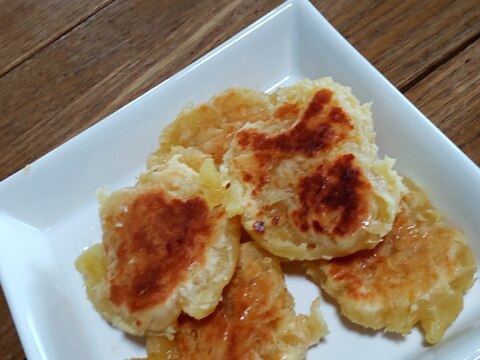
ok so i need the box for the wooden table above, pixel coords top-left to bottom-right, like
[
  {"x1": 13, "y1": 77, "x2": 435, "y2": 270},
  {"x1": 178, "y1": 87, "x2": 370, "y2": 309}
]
[{"x1": 0, "y1": 0, "x2": 479, "y2": 358}]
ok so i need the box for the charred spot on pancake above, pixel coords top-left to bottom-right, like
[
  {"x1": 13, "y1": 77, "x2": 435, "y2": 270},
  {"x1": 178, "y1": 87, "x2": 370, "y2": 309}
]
[
  {"x1": 274, "y1": 102, "x2": 300, "y2": 120},
  {"x1": 236, "y1": 89, "x2": 353, "y2": 157},
  {"x1": 312, "y1": 220, "x2": 324, "y2": 233},
  {"x1": 303, "y1": 90, "x2": 332, "y2": 119},
  {"x1": 329, "y1": 107, "x2": 349, "y2": 124},
  {"x1": 292, "y1": 154, "x2": 370, "y2": 236},
  {"x1": 106, "y1": 191, "x2": 212, "y2": 312},
  {"x1": 243, "y1": 172, "x2": 253, "y2": 182}
]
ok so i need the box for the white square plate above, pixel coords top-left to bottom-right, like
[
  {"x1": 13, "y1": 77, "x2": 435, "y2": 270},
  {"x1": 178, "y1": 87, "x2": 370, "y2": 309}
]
[{"x1": 1, "y1": 1, "x2": 479, "y2": 359}]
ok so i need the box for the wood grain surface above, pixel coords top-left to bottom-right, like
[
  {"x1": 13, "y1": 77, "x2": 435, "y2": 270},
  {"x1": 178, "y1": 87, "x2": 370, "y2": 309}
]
[
  {"x1": 0, "y1": 0, "x2": 479, "y2": 359},
  {"x1": 0, "y1": 291, "x2": 23, "y2": 360},
  {"x1": 316, "y1": 0, "x2": 480, "y2": 90},
  {"x1": 406, "y1": 40, "x2": 480, "y2": 165},
  {"x1": 0, "y1": 0, "x2": 114, "y2": 77}
]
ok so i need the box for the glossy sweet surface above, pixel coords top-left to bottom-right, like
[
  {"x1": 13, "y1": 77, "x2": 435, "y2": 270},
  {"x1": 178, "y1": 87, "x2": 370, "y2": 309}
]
[
  {"x1": 144, "y1": 242, "x2": 326, "y2": 360},
  {"x1": 306, "y1": 180, "x2": 477, "y2": 344}
]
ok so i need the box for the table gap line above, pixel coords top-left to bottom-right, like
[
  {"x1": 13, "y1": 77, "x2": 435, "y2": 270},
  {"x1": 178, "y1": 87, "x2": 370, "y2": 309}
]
[
  {"x1": 0, "y1": 0, "x2": 118, "y2": 78},
  {"x1": 400, "y1": 31, "x2": 480, "y2": 94}
]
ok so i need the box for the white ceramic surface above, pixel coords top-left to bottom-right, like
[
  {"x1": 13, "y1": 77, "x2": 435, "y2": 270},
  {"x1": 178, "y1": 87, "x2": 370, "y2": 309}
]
[{"x1": 1, "y1": 1, "x2": 479, "y2": 359}]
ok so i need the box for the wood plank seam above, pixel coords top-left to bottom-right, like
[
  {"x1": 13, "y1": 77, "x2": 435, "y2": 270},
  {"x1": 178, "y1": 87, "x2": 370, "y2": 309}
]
[
  {"x1": 399, "y1": 31, "x2": 480, "y2": 93},
  {"x1": 0, "y1": 0, "x2": 118, "y2": 78}
]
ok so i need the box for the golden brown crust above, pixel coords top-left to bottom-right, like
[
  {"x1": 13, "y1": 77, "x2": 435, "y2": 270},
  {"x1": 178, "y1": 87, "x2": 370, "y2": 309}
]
[
  {"x1": 104, "y1": 191, "x2": 212, "y2": 313},
  {"x1": 224, "y1": 78, "x2": 405, "y2": 260},
  {"x1": 144, "y1": 242, "x2": 327, "y2": 360},
  {"x1": 236, "y1": 89, "x2": 353, "y2": 159},
  {"x1": 305, "y1": 179, "x2": 477, "y2": 343},
  {"x1": 150, "y1": 88, "x2": 272, "y2": 167},
  {"x1": 76, "y1": 149, "x2": 241, "y2": 336},
  {"x1": 292, "y1": 154, "x2": 371, "y2": 236},
  {"x1": 75, "y1": 79, "x2": 478, "y2": 356},
  {"x1": 234, "y1": 89, "x2": 355, "y2": 196},
  {"x1": 274, "y1": 102, "x2": 300, "y2": 120},
  {"x1": 148, "y1": 78, "x2": 402, "y2": 259},
  {"x1": 150, "y1": 80, "x2": 404, "y2": 261}
]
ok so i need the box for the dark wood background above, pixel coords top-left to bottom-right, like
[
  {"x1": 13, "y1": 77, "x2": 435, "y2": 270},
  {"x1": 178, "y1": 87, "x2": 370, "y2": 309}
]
[{"x1": 0, "y1": 0, "x2": 479, "y2": 358}]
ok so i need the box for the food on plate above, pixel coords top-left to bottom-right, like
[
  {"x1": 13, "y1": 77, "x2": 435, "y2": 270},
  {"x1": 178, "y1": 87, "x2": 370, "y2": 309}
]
[
  {"x1": 76, "y1": 148, "x2": 240, "y2": 336},
  {"x1": 224, "y1": 78, "x2": 405, "y2": 260},
  {"x1": 144, "y1": 145, "x2": 245, "y2": 217},
  {"x1": 76, "y1": 78, "x2": 477, "y2": 358},
  {"x1": 142, "y1": 242, "x2": 327, "y2": 359},
  {"x1": 305, "y1": 179, "x2": 477, "y2": 344},
  {"x1": 149, "y1": 88, "x2": 272, "y2": 167}
]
